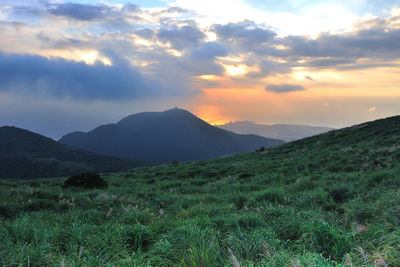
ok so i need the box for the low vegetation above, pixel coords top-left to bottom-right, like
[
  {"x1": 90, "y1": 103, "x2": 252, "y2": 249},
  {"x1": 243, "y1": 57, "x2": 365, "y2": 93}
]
[
  {"x1": 62, "y1": 172, "x2": 108, "y2": 189},
  {"x1": 0, "y1": 116, "x2": 399, "y2": 266}
]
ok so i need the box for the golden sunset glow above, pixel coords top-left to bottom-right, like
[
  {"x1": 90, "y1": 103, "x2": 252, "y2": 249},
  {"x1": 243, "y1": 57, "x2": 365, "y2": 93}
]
[
  {"x1": 38, "y1": 49, "x2": 112, "y2": 66},
  {"x1": 1, "y1": 0, "x2": 399, "y2": 138},
  {"x1": 223, "y1": 64, "x2": 249, "y2": 76},
  {"x1": 193, "y1": 105, "x2": 232, "y2": 125},
  {"x1": 196, "y1": 75, "x2": 224, "y2": 81}
]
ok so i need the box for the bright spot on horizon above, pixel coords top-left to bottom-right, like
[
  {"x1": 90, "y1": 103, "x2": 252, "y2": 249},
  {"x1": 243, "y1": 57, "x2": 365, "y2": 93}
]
[{"x1": 223, "y1": 64, "x2": 248, "y2": 76}]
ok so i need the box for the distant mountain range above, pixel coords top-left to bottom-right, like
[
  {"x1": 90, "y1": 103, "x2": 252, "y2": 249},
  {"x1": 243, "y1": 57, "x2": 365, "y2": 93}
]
[
  {"x1": 0, "y1": 126, "x2": 147, "y2": 179},
  {"x1": 217, "y1": 121, "x2": 333, "y2": 141},
  {"x1": 59, "y1": 108, "x2": 284, "y2": 163}
]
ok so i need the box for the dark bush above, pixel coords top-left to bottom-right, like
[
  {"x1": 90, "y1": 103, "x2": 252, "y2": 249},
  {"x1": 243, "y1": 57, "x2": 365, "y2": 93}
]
[
  {"x1": 146, "y1": 178, "x2": 156, "y2": 184},
  {"x1": 0, "y1": 206, "x2": 14, "y2": 219},
  {"x1": 233, "y1": 195, "x2": 247, "y2": 210},
  {"x1": 27, "y1": 181, "x2": 41, "y2": 188},
  {"x1": 256, "y1": 189, "x2": 285, "y2": 203},
  {"x1": 124, "y1": 225, "x2": 153, "y2": 251},
  {"x1": 350, "y1": 205, "x2": 375, "y2": 223},
  {"x1": 62, "y1": 172, "x2": 107, "y2": 189},
  {"x1": 22, "y1": 199, "x2": 57, "y2": 212},
  {"x1": 328, "y1": 187, "x2": 352, "y2": 203},
  {"x1": 237, "y1": 214, "x2": 265, "y2": 229},
  {"x1": 239, "y1": 173, "x2": 253, "y2": 179},
  {"x1": 31, "y1": 191, "x2": 59, "y2": 201},
  {"x1": 275, "y1": 219, "x2": 302, "y2": 241},
  {"x1": 366, "y1": 171, "x2": 391, "y2": 188}
]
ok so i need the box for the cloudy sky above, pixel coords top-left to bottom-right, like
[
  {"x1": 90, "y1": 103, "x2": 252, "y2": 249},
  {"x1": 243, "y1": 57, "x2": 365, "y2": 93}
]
[{"x1": 1, "y1": 0, "x2": 400, "y2": 139}]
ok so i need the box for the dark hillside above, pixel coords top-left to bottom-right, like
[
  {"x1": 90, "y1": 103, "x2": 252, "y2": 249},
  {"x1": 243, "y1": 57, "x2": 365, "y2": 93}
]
[
  {"x1": 0, "y1": 126, "x2": 147, "y2": 179},
  {"x1": 60, "y1": 108, "x2": 284, "y2": 163}
]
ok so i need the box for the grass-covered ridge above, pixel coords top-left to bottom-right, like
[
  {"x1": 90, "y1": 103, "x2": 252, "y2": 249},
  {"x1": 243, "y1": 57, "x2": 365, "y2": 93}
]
[
  {"x1": 0, "y1": 126, "x2": 148, "y2": 179},
  {"x1": 1, "y1": 116, "x2": 400, "y2": 266}
]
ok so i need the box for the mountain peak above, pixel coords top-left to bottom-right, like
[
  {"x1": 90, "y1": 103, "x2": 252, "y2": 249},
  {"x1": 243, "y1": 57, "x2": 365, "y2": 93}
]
[{"x1": 60, "y1": 109, "x2": 284, "y2": 163}]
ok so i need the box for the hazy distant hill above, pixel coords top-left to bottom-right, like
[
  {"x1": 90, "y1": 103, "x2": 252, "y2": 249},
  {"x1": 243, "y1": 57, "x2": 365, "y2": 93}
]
[
  {"x1": 0, "y1": 126, "x2": 146, "y2": 179},
  {"x1": 59, "y1": 108, "x2": 284, "y2": 163},
  {"x1": 217, "y1": 121, "x2": 333, "y2": 141}
]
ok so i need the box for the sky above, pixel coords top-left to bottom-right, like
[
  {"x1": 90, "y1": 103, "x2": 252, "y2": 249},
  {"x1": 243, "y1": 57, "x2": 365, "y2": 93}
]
[{"x1": 0, "y1": 0, "x2": 400, "y2": 139}]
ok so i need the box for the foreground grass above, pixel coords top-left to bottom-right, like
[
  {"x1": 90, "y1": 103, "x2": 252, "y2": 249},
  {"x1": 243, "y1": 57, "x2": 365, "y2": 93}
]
[{"x1": 1, "y1": 116, "x2": 400, "y2": 266}]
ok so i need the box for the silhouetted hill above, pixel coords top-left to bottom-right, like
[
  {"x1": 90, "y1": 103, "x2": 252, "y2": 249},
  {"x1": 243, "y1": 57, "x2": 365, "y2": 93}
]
[
  {"x1": 0, "y1": 126, "x2": 147, "y2": 179},
  {"x1": 218, "y1": 121, "x2": 333, "y2": 141},
  {"x1": 59, "y1": 108, "x2": 284, "y2": 163}
]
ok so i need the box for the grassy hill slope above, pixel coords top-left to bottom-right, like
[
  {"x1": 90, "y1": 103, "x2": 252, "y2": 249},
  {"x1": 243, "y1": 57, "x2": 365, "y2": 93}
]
[
  {"x1": 0, "y1": 116, "x2": 399, "y2": 266},
  {"x1": 0, "y1": 126, "x2": 148, "y2": 179}
]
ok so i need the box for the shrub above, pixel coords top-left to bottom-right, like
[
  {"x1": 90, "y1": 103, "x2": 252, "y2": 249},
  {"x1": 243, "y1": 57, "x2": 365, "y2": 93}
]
[
  {"x1": 274, "y1": 218, "x2": 302, "y2": 241},
  {"x1": 366, "y1": 171, "x2": 391, "y2": 188},
  {"x1": 255, "y1": 188, "x2": 285, "y2": 203},
  {"x1": 146, "y1": 178, "x2": 156, "y2": 184},
  {"x1": 239, "y1": 173, "x2": 253, "y2": 179},
  {"x1": 328, "y1": 187, "x2": 352, "y2": 203},
  {"x1": 124, "y1": 225, "x2": 153, "y2": 252},
  {"x1": 233, "y1": 195, "x2": 247, "y2": 210},
  {"x1": 22, "y1": 199, "x2": 57, "y2": 212},
  {"x1": 31, "y1": 191, "x2": 59, "y2": 201},
  {"x1": 300, "y1": 221, "x2": 354, "y2": 261},
  {"x1": 62, "y1": 172, "x2": 107, "y2": 189},
  {"x1": 0, "y1": 206, "x2": 14, "y2": 219},
  {"x1": 148, "y1": 224, "x2": 223, "y2": 266},
  {"x1": 27, "y1": 181, "x2": 41, "y2": 188}
]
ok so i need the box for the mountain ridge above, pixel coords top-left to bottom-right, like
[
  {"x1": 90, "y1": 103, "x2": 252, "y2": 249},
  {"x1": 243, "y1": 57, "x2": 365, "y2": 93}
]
[
  {"x1": 59, "y1": 108, "x2": 284, "y2": 163},
  {"x1": 0, "y1": 126, "x2": 147, "y2": 179}
]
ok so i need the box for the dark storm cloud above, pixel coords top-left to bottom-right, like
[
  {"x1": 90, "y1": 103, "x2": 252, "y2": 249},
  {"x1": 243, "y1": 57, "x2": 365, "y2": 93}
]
[
  {"x1": 121, "y1": 3, "x2": 139, "y2": 13},
  {"x1": 188, "y1": 41, "x2": 228, "y2": 60},
  {"x1": 11, "y1": 5, "x2": 45, "y2": 17},
  {"x1": 11, "y1": 2, "x2": 145, "y2": 30},
  {"x1": 157, "y1": 24, "x2": 206, "y2": 49},
  {"x1": 36, "y1": 32, "x2": 82, "y2": 49},
  {"x1": 0, "y1": 20, "x2": 26, "y2": 30},
  {"x1": 305, "y1": 57, "x2": 356, "y2": 67},
  {"x1": 48, "y1": 3, "x2": 111, "y2": 21},
  {"x1": 213, "y1": 21, "x2": 276, "y2": 48},
  {"x1": 181, "y1": 42, "x2": 228, "y2": 75},
  {"x1": 162, "y1": 7, "x2": 190, "y2": 14},
  {"x1": 283, "y1": 27, "x2": 400, "y2": 61},
  {"x1": 265, "y1": 84, "x2": 306, "y2": 93},
  {"x1": 135, "y1": 28, "x2": 155, "y2": 39},
  {"x1": 0, "y1": 52, "x2": 163, "y2": 101},
  {"x1": 246, "y1": 59, "x2": 291, "y2": 78}
]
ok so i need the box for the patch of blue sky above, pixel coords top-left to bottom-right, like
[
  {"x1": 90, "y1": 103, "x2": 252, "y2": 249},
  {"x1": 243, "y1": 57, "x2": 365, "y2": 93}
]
[{"x1": 243, "y1": 0, "x2": 398, "y2": 16}]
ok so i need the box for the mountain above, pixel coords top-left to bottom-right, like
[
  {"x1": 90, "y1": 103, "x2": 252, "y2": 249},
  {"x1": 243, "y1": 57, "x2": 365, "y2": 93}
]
[
  {"x1": 217, "y1": 121, "x2": 333, "y2": 141},
  {"x1": 0, "y1": 126, "x2": 147, "y2": 179},
  {"x1": 59, "y1": 108, "x2": 284, "y2": 163}
]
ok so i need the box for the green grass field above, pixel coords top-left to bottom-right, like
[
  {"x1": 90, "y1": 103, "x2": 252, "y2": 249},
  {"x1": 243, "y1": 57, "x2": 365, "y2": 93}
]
[{"x1": 1, "y1": 116, "x2": 400, "y2": 266}]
